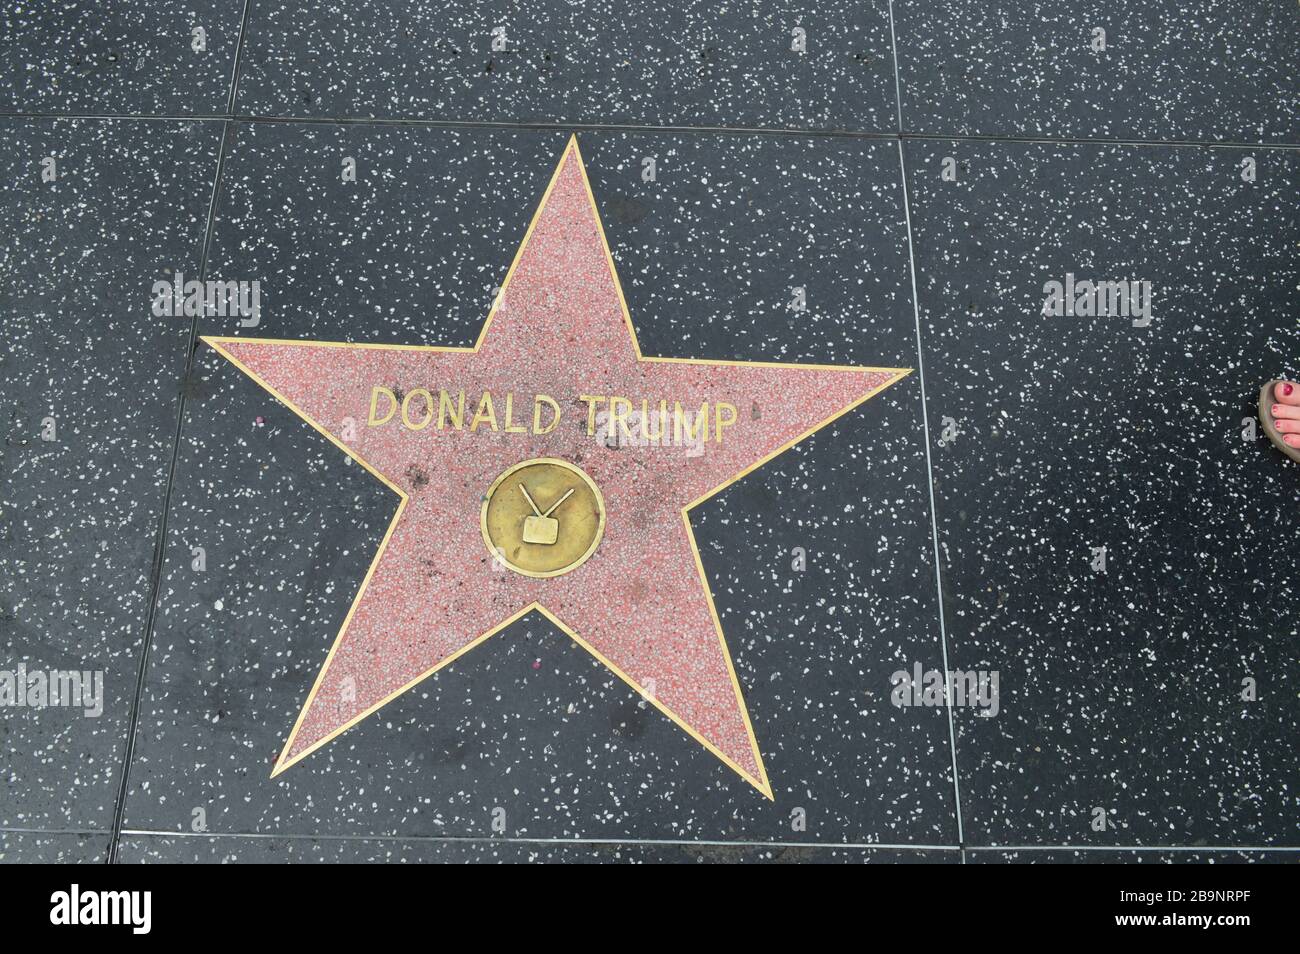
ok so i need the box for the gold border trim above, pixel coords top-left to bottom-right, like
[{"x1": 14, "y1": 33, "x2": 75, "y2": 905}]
[{"x1": 202, "y1": 135, "x2": 913, "y2": 801}]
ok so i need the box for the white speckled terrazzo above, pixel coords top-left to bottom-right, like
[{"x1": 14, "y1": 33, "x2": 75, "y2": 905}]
[{"x1": 1, "y1": 1, "x2": 1297, "y2": 864}]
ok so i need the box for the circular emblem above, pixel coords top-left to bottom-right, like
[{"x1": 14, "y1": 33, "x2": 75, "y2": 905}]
[{"x1": 481, "y1": 458, "x2": 605, "y2": 578}]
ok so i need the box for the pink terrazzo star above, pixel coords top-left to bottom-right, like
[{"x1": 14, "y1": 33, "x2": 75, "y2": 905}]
[{"x1": 204, "y1": 137, "x2": 908, "y2": 798}]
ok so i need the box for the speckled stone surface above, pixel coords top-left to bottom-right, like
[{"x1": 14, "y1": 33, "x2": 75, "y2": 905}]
[
  {"x1": 0, "y1": 1, "x2": 243, "y2": 114},
  {"x1": 118, "y1": 835, "x2": 957, "y2": 863},
  {"x1": 0, "y1": 830, "x2": 110, "y2": 863},
  {"x1": 234, "y1": 1, "x2": 897, "y2": 130},
  {"x1": 905, "y1": 140, "x2": 1300, "y2": 846},
  {"x1": 4, "y1": 2, "x2": 1298, "y2": 866},
  {"x1": 970, "y1": 849, "x2": 1299, "y2": 864},
  {"x1": 117, "y1": 126, "x2": 953, "y2": 843},
  {"x1": 190, "y1": 123, "x2": 915, "y2": 364},
  {"x1": 580, "y1": 134, "x2": 916, "y2": 367},
  {"x1": 0, "y1": 118, "x2": 219, "y2": 831},
  {"x1": 894, "y1": 0, "x2": 1300, "y2": 143}
]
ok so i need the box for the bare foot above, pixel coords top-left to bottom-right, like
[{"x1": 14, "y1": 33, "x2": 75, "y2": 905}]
[{"x1": 1267, "y1": 381, "x2": 1300, "y2": 449}]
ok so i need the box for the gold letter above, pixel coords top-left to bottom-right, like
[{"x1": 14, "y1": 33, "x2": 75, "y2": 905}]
[
  {"x1": 673, "y1": 401, "x2": 710, "y2": 445},
  {"x1": 714, "y1": 402, "x2": 737, "y2": 443},
  {"x1": 609, "y1": 396, "x2": 634, "y2": 444},
  {"x1": 533, "y1": 394, "x2": 560, "y2": 434},
  {"x1": 470, "y1": 391, "x2": 498, "y2": 432},
  {"x1": 368, "y1": 387, "x2": 397, "y2": 426},
  {"x1": 438, "y1": 389, "x2": 465, "y2": 430},
  {"x1": 641, "y1": 399, "x2": 666, "y2": 442},
  {"x1": 503, "y1": 393, "x2": 527, "y2": 433},
  {"x1": 401, "y1": 388, "x2": 434, "y2": 430},
  {"x1": 579, "y1": 395, "x2": 605, "y2": 435}
]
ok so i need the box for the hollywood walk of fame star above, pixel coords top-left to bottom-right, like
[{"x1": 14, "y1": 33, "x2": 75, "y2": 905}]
[{"x1": 203, "y1": 136, "x2": 909, "y2": 798}]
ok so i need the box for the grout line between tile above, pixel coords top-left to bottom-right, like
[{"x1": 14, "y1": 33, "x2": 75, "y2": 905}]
[
  {"x1": 110, "y1": 829, "x2": 1300, "y2": 853},
  {"x1": 888, "y1": 6, "x2": 964, "y2": 848},
  {"x1": 965, "y1": 845, "x2": 1300, "y2": 854},
  {"x1": 104, "y1": 9, "x2": 255, "y2": 863},
  {"x1": 116, "y1": 829, "x2": 962, "y2": 851},
  {"x1": 0, "y1": 111, "x2": 1295, "y2": 151},
  {"x1": 896, "y1": 138, "x2": 964, "y2": 847},
  {"x1": 103, "y1": 121, "x2": 234, "y2": 865},
  {"x1": 226, "y1": 0, "x2": 254, "y2": 115},
  {"x1": 886, "y1": 0, "x2": 905, "y2": 135}
]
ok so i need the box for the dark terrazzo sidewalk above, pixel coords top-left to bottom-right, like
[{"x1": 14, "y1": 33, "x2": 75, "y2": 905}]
[{"x1": 1, "y1": 1, "x2": 1297, "y2": 864}]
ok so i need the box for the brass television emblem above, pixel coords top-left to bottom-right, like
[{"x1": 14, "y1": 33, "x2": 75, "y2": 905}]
[{"x1": 481, "y1": 458, "x2": 605, "y2": 578}]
